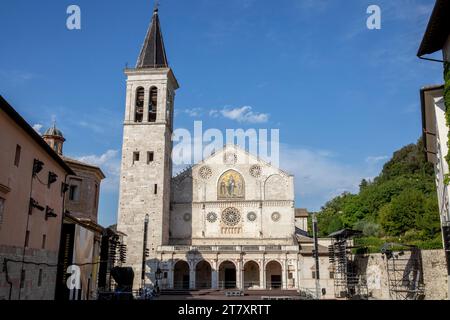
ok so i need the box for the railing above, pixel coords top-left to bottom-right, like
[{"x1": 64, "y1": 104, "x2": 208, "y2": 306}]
[
  {"x1": 218, "y1": 281, "x2": 237, "y2": 290},
  {"x1": 158, "y1": 245, "x2": 299, "y2": 253},
  {"x1": 266, "y1": 281, "x2": 282, "y2": 289}
]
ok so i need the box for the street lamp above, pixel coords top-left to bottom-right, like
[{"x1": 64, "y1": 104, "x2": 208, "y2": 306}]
[
  {"x1": 312, "y1": 212, "x2": 321, "y2": 300},
  {"x1": 155, "y1": 266, "x2": 162, "y2": 294},
  {"x1": 141, "y1": 214, "x2": 149, "y2": 291}
]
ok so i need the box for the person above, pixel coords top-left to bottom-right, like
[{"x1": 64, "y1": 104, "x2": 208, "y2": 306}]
[{"x1": 228, "y1": 176, "x2": 235, "y2": 196}]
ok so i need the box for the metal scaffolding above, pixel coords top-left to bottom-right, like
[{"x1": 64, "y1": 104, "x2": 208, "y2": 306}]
[
  {"x1": 381, "y1": 243, "x2": 425, "y2": 300},
  {"x1": 328, "y1": 229, "x2": 368, "y2": 300}
]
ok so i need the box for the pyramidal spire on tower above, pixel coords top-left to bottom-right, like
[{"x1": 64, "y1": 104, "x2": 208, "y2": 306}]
[{"x1": 136, "y1": 2, "x2": 169, "y2": 69}]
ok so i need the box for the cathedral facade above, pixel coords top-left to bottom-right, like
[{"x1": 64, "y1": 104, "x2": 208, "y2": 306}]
[{"x1": 117, "y1": 7, "x2": 334, "y2": 294}]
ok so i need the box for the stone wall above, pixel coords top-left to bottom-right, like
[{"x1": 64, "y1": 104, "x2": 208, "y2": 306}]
[
  {"x1": 355, "y1": 249, "x2": 448, "y2": 300},
  {"x1": 0, "y1": 245, "x2": 58, "y2": 300}
]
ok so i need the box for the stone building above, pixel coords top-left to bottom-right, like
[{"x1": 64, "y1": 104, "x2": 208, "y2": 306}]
[
  {"x1": 0, "y1": 96, "x2": 74, "y2": 300},
  {"x1": 42, "y1": 124, "x2": 106, "y2": 300},
  {"x1": 418, "y1": 0, "x2": 450, "y2": 298},
  {"x1": 117, "y1": 7, "x2": 335, "y2": 297}
]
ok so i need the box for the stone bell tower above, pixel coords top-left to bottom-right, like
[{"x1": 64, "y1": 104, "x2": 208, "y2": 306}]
[{"x1": 117, "y1": 5, "x2": 178, "y2": 289}]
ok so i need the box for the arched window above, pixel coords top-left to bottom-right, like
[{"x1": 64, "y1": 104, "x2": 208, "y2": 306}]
[
  {"x1": 135, "y1": 87, "x2": 144, "y2": 123},
  {"x1": 149, "y1": 87, "x2": 158, "y2": 122}
]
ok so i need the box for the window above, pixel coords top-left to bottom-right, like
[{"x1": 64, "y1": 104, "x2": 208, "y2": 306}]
[
  {"x1": 20, "y1": 270, "x2": 26, "y2": 288},
  {"x1": 42, "y1": 234, "x2": 46, "y2": 249},
  {"x1": 329, "y1": 271, "x2": 335, "y2": 279},
  {"x1": 38, "y1": 269, "x2": 43, "y2": 287},
  {"x1": 133, "y1": 152, "x2": 140, "y2": 164},
  {"x1": 0, "y1": 197, "x2": 4, "y2": 224},
  {"x1": 135, "y1": 87, "x2": 144, "y2": 123},
  {"x1": 149, "y1": 87, "x2": 157, "y2": 122},
  {"x1": 94, "y1": 183, "x2": 98, "y2": 211},
  {"x1": 154, "y1": 184, "x2": 158, "y2": 195},
  {"x1": 69, "y1": 185, "x2": 79, "y2": 201},
  {"x1": 312, "y1": 271, "x2": 316, "y2": 279},
  {"x1": 25, "y1": 230, "x2": 30, "y2": 248},
  {"x1": 147, "y1": 152, "x2": 154, "y2": 164},
  {"x1": 163, "y1": 272, "x2": 168, "y2": 279},
  {"x1": 14, "y1": 145, "x2": 21, "y2": 167}
]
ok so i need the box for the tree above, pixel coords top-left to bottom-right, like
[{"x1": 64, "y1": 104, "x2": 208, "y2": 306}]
[{"x1": 379, "y1": 189, "x2": 425, "y2": 236}]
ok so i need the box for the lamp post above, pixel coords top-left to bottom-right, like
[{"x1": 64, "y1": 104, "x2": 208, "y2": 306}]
[
  {"x1": 155, "y1": 266, "x2": 162, "y2": 295},
  {"x1": 141, "y1": 214, "x2": 149, "y2": 291},
  {"x1": 312, "y1": 212, "x2": 321, "y2": 300}
]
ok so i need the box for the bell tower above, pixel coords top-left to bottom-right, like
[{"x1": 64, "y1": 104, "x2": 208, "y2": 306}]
[{"x1": 117, "y1": 5, "x2": 178, "y2": 289}]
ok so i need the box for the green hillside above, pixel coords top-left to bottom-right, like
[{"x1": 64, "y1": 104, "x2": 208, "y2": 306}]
[{"x1": 315, "y1": 138, "x2": 442, "y2": 251}]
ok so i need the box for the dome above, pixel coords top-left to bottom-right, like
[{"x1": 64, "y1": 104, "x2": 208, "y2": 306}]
[{"x1": 43, "y1": 123, "x2": 64, "y2": 139}]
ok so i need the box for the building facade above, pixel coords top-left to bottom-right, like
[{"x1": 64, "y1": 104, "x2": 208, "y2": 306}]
[
  {"x1": 418, "y1": 0, "x2": 450, "y2": 299},
  {"x1": 0, "y1": 96, "x2": 74, "y2": 300},
  {"x1": 117, "y1": 7, "x2": 335, "y2": 297},
  {"x1": 42, "y1": 124, "x2": 106, "y2": 300}
]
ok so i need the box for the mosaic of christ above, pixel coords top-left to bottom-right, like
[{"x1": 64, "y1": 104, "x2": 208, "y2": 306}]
[{"x1": 218, "y1": 170, "x2": 245, "y2": 199}]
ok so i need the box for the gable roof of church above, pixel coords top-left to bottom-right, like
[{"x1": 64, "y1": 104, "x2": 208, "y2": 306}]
[
  {"x1": 173, "y1": 144, "x2": 293, "y2": 179},
  {"x1": 136, "y1": 7, "x2": 169, "y2": 69}
]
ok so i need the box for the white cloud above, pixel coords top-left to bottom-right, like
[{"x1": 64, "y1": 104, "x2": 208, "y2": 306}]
[
  {"x1": 75, "y1": 150, "x2": 121, "y2": 192},
  {"x1": 280, "y1": 145, "x2": 384, "y2": 211},
  {"x1": 184, "y1": 108, "x2": 203, "y2": 117},
  {"x1": 365, "y1": 155, "x2": 389, "y2": 164},
  {"x1": 32, "y1": 124, "x2": 43, "y2": 133},
  {"x1": 211, "y1": 106, "x2": 269, "y2": 124}
]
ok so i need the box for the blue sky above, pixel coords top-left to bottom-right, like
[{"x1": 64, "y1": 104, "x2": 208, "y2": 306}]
[{"x1": 0, "y1": 0, "x2": 444, "y2": 227}]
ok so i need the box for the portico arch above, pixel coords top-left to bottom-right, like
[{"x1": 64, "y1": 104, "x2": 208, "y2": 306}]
[
  {"x1": 243, "y1": 261, "x2": 260, "y2": 289},
  {"x1": 218, "y1": 261, "x2": 237, "y2": 289},
  {"x1": 265, "y1": 260, "x2": 282, "y2": 289},
  {"x1": 195, "y1": 260, "x2": 212, "y2": 289},
  {"x1": 173, "y1": 260, "x2": 190, "y2": 289}
]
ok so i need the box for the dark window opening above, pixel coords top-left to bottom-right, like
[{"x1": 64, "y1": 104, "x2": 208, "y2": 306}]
[
  {"x1": 14, "y1": 145, "x2": 21, "y2": 167},
  {"x1": 149, "y1": 87, "x2": 157, "y2": 122},
  {"x1": 329, "y1": 272, "x2": 334, "y2": 279},
  {"x1": 69, "y1": 185, "x2": 79, "y2": 201},
  {"x1": 133, "y1": 152, "x2": 140, "y2": 164},
  {"x1": 20, "y1": 270, "x2": 26, "y2": 288},
  {"x1": 0, "y1": 197, "x2": 5, "y2": 224},
  {"x1": 25, "y1": 230, "x2": 30, "y2": 248},
  {"x1": 154, "y1": 184, "x2": 158, "y2": 195},
  {"x1": 94, "y1": 184, "x2": 98, "y2": 211},
  {"x1": 42, "y1": 234, "x2": 46, "y2": 249},
  {"x1": 147, "y1": 152, "x2": 154, "y2": 164},
  {"x1": 135, "y1": 87, "x2": 144, "y2": 123},
  {"x1": 38, "y1": 269, "x2": 43, "y2": 287}
]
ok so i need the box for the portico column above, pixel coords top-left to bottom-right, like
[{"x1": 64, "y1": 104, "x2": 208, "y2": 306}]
[
  {"x1": 236, "y1": 260, "x2": 242, "y2": 290},
  {"x1": 168, "y1": 266, "x2": 174, "y2": 289},
  {"x1": 259, "y1": 261, "x2": 265, "y2": 289},
  {"x1": 189, "y1": 261, "x2": 196, "y2": 290},
  {"x1": 282, "y1": 260, "x2": 287, "y2": 290},
  {"x1": 212, "y1": 260, "x2": 219, "y2": 289}
]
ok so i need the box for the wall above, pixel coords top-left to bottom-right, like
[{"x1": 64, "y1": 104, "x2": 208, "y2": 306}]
[
  {"x1": 355, "y1": 250, "x2": 448, "y2": 300},
  {"x1": 0, "y1": 108, "x2": 68, "y2": 300}
]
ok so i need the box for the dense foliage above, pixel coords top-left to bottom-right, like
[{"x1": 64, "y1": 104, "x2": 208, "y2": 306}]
[
  {"x1": 444, "y1": 62, "x2": 450, "y2": 184},
  {"x1": 314, "y1": 138, "x2": 442, "y2": 250}
]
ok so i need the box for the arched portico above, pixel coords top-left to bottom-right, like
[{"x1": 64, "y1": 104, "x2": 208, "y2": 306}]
[
  {"x1": 195, "y1": 260, "x2": 212, "y2": 289},
  {"x1": 218, "y1": 261, "x2": 237, "y2": 289},
  {"x1": 243, "y1": 261, "x2": 260, "y2": 289},
  {"x1": 266, "y1": 260, "x2": 282, "y2": 289},
  {"x1": 173, "y1": 260, "x2": 190, "y2": 289}
]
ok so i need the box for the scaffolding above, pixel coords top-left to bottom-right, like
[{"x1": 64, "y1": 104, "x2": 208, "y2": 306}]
[
  {"x1": 328, "y1": 229, "x2": 368, "y2": 300},
  {"x1": 381, "y1": 243, "x2": 425, "y2": 300}
]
